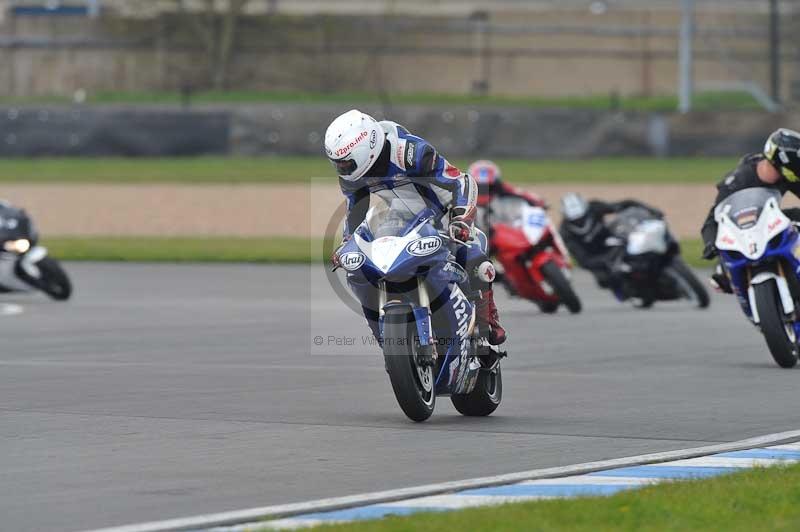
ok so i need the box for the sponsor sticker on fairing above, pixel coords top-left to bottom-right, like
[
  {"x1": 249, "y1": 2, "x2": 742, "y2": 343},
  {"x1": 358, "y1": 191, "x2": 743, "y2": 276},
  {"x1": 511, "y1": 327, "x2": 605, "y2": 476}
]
[
  {"x1": 405, "y1": 236, "x2": 442, "y2": 256},
  {"x1": 340, "y1": 252, "x2": 366, "y2": 271},
  {"x1": 448, "y1": 284, "x2": 473, "y2": 391}
]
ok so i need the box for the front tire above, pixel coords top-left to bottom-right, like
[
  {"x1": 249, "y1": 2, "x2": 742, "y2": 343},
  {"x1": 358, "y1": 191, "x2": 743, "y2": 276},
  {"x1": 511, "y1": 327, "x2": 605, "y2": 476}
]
[
  {"x1": 537, "y1": 301, "x2": 559, "y2": 314},
  {"x1": 451, "y1": 366, "x2": 502, "y2": 416},
  {"x1": 540, "y1": 261, "x2": 582, "y2": 314},
  {"x1": 753, "y1": 281, "x2": 798, "y2": 368},
  {"x1": 667, "y1": 257, "x2": 710, "y2": 309},
  {"x1": 383, "y1": 306, "x2": 435, "y2": 422},
  {"x1": 17, "y1": 256, "x2": 72, "y2": 301},
  {"x1": 37, "y1": 257, "x2": 72, "y2": 301}
]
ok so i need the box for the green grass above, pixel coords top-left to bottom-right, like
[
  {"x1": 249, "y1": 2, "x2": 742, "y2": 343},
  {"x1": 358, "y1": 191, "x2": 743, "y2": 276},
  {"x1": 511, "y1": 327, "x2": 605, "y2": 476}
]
[
  {"x1": 680, "y1": 239, "x2": 705, "y2": 267},
  {"x1": 313, "y1": 463, "x2": 800, "y2": 532},
  {"x1": 42, "y1": 235, "x2": 706, "y2": 267},
  {"x1": 0, "y1": 156, "x2": 734, "y2": 184},
  {"x1": 0, "y1": 90, "x2": 763, "y2": 111}
]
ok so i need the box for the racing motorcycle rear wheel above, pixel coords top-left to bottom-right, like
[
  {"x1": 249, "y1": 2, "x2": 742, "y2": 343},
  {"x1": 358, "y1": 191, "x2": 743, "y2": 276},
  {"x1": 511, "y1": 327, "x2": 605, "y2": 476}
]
[
  {"x1": 451, "y1": 365, "x2": 502, "y2": 417},
  {"x1": 541, "y1": 261, "x2": 582, "y2": 314},
  {"x1": 753, "y1": 281, "x2": 798, "y2": 369},
  {"x1": 382, "y1": 306, "x2": 435, "y2": 422}
]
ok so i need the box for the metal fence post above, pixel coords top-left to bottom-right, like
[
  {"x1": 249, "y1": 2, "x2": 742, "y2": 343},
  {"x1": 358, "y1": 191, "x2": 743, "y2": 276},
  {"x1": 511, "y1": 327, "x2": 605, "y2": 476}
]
[
  {"x1": 769, "y1": 0, "x2": 780, "y2": 104},
  {"x1": 678, "y1": 0, "x2": 694, "y2": 113}
]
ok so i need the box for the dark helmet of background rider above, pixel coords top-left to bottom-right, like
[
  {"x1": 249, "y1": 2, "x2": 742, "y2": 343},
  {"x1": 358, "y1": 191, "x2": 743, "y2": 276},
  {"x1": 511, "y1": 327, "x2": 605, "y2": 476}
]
[{"x1": 764, "y1": 128, "x2": 800, "y2": 183}]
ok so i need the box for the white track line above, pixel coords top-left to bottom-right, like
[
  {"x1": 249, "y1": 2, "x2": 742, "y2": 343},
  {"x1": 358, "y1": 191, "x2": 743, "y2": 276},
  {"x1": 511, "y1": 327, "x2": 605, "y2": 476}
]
[
  {"x1": 83, "y1": 429, "x2": 800, "y2": 532},
  {"x1": 0, "y1": 303, "x2": 23, "y2": 316}
]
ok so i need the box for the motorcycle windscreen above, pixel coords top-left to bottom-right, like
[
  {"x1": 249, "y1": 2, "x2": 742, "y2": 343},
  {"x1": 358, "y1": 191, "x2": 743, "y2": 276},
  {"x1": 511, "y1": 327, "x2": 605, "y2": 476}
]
[
  {"x1": 609, "y1": 207, "x2": 655, "y2": 238},
  {"x1": 366, "y1": 196, "x2": 429, "y2": 239},
  {"x1": 487, "y1": 197, "x2": 528, "y2": 225},
  {"x1": 488, "y1": 197, "x2": 550, "y2": 243},
  {"x1": 717, "y1": 188, "x2": 782, "y2": 229}
]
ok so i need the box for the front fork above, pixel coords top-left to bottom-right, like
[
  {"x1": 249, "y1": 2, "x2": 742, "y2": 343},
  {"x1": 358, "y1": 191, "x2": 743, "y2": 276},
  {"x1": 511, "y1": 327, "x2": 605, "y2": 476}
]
[
  {"x1": 378, "y1": 279, "x2": 437, "y2": 365},
  {"x1": 741, "y1": 262, "x2": 800, "y2": 340}
]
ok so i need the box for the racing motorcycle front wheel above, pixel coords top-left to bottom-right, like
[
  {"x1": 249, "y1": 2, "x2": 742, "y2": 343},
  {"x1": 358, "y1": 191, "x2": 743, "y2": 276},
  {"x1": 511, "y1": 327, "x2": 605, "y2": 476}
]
[
  {"x1": 665, "y1": 257, "x2": 710, "y2": 309},
  {"x1": 382, "y1": 305, "x2": 435, "y2": 422},
  {"x1": 37, "y1": 257, "x2": 72, "y2": 301},
  {"x1": 753, "y1": 281, "x2": 799, "y2": 369},
  {"x1": 16, "y1": 256, "x2": 72, "y2": 301},
  {"x1": 540, "y1": 261, "x2": 582, "y2": 314}
]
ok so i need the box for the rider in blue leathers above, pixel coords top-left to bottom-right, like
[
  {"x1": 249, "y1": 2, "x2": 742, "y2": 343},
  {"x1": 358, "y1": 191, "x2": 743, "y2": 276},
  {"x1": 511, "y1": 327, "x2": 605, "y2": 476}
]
[{"x1": 325, "y1": 109, "x2": 506, "y2": 345}]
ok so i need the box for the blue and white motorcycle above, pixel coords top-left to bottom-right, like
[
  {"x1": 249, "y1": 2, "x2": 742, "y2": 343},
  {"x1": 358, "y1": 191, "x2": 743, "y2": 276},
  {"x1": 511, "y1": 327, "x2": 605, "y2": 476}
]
[
  {"x1": 715, "y1": 187, "x2": 800, "y2": 368},
  {"x1": 338, "y1": 200, "x2": 504, "y2": 422},
  {"x1": 0, "y1": 201, "x2": 71, "y2": 301}
]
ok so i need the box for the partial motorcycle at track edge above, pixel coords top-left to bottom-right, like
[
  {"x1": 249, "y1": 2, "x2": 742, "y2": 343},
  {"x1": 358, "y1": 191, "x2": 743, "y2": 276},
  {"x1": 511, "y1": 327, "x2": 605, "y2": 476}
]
[{"x1": 0, "y1": 201, "x2": 72, "y2": 301}]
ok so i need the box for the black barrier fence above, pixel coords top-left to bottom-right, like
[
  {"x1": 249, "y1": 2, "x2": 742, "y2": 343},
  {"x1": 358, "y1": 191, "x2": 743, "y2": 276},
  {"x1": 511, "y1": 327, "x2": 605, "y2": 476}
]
[
  {"x1": 0, "y1": 103, "x2": 789, "y2": 158},
  {"x1": 0, "y1": 107, "x2": 230, "y2": 156}
]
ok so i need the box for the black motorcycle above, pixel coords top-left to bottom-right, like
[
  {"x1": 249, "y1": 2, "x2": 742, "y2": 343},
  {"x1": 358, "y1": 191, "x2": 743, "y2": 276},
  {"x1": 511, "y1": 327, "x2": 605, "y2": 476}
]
[
  {"x1": 0, "y1": 201, "x2": 71, "y2": 300},
  {"x1": 606, "y1": 207, "x2": 708, "y2": 309}
]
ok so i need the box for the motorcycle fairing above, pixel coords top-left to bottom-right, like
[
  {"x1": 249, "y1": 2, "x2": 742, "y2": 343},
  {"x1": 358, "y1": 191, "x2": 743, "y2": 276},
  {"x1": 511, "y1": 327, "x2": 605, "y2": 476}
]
[
  {"x1": 626, "y1": 220, "x2": 669, "y2": 256},
  {"x1": 716, "y1": 195, "x2": 790, "y2": 261},
  {"x1": 716, "y1": 191, "x2": 800, "y2": 320},
  {"x1": 344, "y1": 210, "x2": 480, "y2": 396}
]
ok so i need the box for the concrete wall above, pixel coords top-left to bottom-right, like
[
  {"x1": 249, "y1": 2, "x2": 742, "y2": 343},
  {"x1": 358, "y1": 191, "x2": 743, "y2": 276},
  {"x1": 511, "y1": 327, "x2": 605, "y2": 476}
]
[{"x1": 0, "y1": 8, "x2": 795, "y2": 101}]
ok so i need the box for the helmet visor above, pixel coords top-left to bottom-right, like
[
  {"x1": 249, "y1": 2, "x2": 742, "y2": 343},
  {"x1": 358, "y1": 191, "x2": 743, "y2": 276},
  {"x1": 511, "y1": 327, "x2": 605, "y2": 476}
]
[{"x1": 329, "y1": 157, "x2": 357, "y2": 176}]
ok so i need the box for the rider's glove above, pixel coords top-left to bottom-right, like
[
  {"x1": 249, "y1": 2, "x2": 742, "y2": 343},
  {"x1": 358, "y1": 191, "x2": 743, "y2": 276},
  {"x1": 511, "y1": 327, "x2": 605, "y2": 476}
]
[{"x1": 449, "y1": 206, "x2": 476, "y2": 244}]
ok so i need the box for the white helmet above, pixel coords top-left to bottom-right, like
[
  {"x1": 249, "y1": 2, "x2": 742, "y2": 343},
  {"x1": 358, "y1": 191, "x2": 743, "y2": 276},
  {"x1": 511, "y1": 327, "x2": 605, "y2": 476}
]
[
  {"x1": 324, "y1": 109, "x2": 385, "y2": 180},
  {"x1": 561, "y1": 192, "x2": 589, "y2": 221}
]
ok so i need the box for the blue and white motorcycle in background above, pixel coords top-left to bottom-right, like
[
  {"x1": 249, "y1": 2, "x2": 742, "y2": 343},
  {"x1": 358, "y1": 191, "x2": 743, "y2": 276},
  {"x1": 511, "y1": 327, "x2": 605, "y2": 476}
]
[
  {"x1": 715, "y1": 188, "x2": 800, "y2": 368},
  {"x1": 338, "y1": 199, "x2": 504, "y2": 422},
  {"x1": 0, "y1": 201, "x2": 71, "y2": 301}
]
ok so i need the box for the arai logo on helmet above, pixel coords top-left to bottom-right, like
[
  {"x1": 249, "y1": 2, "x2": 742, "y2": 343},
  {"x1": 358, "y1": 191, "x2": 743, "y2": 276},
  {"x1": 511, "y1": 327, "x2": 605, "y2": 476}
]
[
  {"x1": 405, "y1": 236, "x2": 442, "y2": 256},
  {"x1": 369, "y1": 130, "x2": 377, "y2": 149},
  {"x1": 340, "y1": 252, "x2": 365, "y2": 271}
]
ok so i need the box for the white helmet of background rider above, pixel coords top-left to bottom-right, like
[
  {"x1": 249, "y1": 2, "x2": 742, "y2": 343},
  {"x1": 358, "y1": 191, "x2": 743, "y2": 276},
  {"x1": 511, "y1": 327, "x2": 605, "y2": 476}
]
[
  {"x1": 324, "y1": 109, "x2": 386, "y2": 180},
  {"x1": 561, "y1": 192, "x2": 589, "y2": 221}
]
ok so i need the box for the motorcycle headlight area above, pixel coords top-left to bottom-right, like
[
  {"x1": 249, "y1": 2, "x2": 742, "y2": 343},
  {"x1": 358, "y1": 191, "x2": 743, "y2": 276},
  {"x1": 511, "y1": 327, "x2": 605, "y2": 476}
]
[{"x1": 3, "y1": 239, "x2": 30, "y2": 253}]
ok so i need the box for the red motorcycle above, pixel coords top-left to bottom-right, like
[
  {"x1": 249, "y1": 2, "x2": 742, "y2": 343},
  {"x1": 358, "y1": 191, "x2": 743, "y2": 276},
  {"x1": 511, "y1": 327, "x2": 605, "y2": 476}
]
[{"x1": 482, "y1": 197, "x2": 582, "y2": 314}]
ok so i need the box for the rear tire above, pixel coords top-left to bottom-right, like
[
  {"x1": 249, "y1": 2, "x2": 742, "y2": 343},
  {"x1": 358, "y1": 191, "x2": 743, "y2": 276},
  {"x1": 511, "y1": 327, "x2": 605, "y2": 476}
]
[
  {"x1": 668, "y1": 257, "x2": 710, "y2": 309},
  {"x1": 451, "y1": 366, "x2": 502, "y2": 417},
  {"x1": 383, "y1": 306, "x2": 435, "y2": 422},
  {"x1": 753, "y1": 281, "x2": 798, "y2": 369},
  {"x1": 540, "y1": 261, "x2": 582, "y2": 314}
]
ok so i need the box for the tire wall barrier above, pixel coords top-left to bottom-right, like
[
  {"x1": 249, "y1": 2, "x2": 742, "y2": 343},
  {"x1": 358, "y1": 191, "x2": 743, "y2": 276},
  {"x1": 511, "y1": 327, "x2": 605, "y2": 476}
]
[{"x1": 0, "y1": 104, "x2": 791, "y2": 158}]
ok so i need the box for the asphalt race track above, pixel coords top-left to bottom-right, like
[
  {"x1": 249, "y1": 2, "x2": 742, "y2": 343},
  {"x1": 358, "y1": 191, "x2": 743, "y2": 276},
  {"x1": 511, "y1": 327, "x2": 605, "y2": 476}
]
[{"x1": 4, "y1": 262, "x2": 800, "y2": 531}]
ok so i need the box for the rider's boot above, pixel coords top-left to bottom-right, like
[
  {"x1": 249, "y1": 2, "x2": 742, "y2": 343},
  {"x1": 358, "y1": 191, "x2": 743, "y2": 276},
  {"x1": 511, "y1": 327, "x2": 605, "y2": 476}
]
[
  {"x1": 710, "y1": 263, "x2": 732, "y2": 294},
  {"x1": 476, "y1": 288, "x2": 506, "y2": 345}
]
